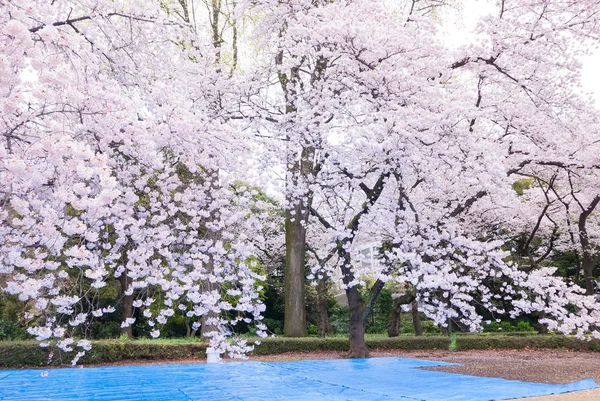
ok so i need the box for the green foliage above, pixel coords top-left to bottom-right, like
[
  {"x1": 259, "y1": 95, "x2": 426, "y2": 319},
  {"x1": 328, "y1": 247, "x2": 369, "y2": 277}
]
[
  {"x1": 0, "y1": 340, "x2": 208, "y2": 368},
  {"x1": 0, "y1": 318, "x2": 27, "y2": 341},
  {"x1": 97, "y1": 322, "x2": 121, "y2": 339},
  {"x1": 261, "y1": 285, "x2": 285, "y2": 333},
  {"x1": 483, "y1": 320, "x2": 536, "y2": 333},
  {"x1": 329, "y1": 303, "x2": 350, "y2": 334},
  {"x1": 448, "y1": 333, "x2": 458, "y2": 351},
  {"x1": 399, "y1": 317, "x2": 416, "y2": 334},
  {"x1": 512, "y1": 178, "x2": 535, "y2": 196},
  {"x1": 548, "y1": 251, "x2": 581, "y2": 282},
  {"x1": 421, "y1": 320, "x2": 443, "y2": 334},
  {"x1": 364, "y1": 287, "x2": 393, "y2": 334},
  {"x1": 0, "y1": 295, "x2": 29, "y2": 340},
  {"x1": 251, "y1": 337, "x2": 349, "y2": 354},
  {"x1": 262, "y1": 318, "x2": 283, "y2": 335}
]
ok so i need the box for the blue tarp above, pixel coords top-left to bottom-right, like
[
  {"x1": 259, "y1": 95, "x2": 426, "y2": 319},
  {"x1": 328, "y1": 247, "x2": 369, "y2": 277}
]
[{"x1": 0, "y1": 357, "x2": 597, "y2": 401}]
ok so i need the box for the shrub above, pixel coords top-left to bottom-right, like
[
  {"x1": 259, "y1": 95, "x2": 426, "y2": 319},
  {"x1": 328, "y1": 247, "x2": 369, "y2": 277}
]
[
  {"x1": 483, "y1": 320, "x2": 536, "y2": 333},
  {"x1": 262, "y1": 318, "x2": 283, "y2": 335},
  {"x1": 0, "y1": 318, "x2": 27, "y2": 341},
  {"x1": 329, "y1": 304, "x2": 350, "y2": 334}
]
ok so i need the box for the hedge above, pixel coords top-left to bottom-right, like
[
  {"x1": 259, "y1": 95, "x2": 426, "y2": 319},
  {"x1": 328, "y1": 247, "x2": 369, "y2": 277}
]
[
  {"x1": 0, "y1": 341, "x2": 207, "y2": 368},
  {"x1": 1, "y1": 335, "x2": 599, "y2": 369}
]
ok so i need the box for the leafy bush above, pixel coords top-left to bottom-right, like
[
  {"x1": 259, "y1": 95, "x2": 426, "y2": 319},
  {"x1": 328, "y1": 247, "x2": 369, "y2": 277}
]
[
  {"x1": 329, "y1": 303, "x2": 350, "y2": 334},
  {"x1": 0, "y1": 340, "x2": 208, "y2": 368},
  {"x1": 421, "y1": 320, "x2": 442, "y2": 334},
  {"x1": 483, "y1": 320, "x2": 536, "y2": 333},
  {"x1": 262, "y1": 318, "x2": 283, "y2": 335},
  {"x1": 0, "y1": 318, "x2": 27, "y2": 341},
  {"x1": 95, "y1": 321, "x2": 121, "y2": 339},
  {"x1": 364, "y1": 288, "x2": 393, "y2": 334}
]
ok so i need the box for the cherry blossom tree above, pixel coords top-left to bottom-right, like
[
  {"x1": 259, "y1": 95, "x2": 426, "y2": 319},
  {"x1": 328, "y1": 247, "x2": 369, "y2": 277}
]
[
  {"x1": 240, "y1": 0, "x2": 600, "y2": 356},
  {"x1": 0, "y1": 0, "x2": 265, "y2": 363}
]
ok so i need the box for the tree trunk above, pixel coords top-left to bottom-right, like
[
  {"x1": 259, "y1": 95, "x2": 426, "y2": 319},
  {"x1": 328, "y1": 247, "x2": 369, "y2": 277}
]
[
  {"x1": 118, "y1": 271, "x2": 134, "y2": 338},
  {"x1": 388, "y1": 290, "x2": 415, "y2": 338},
  {"x1": 582, "y1": 254, "x2": 596, "y2": 296},
  {"x1": 185, "y1": 317, "x2": 192, "y2": 337},
  {"x1": 578, "y1": 196, "x2": 600, "y2": 295},
  {"x1": 579, "y1": 222, "x2": 596, "y2": 296},
  {"x1": 284, "y1": 203, "x2": 308, "y2": 337},
  {"x1": 387, "y1": 296, "x2": 403, "y2": 337},
  {"x1": 347, "y1": 285, "x2": 368, "y2": 358},
  {"x1": 317, "y1": 278, "x2": 333, "y2": 336},
  {"x1": 411, "y1": 301, "x2": 422, "y2": 336},
  {"x1": 279, "y1": 51, "x2": 312, "y2": 337},
  {"x1": 200, "y1": 279, "x2": 219, "y2": 340},
  {"x1": 200, "y1": 312, "x2": 218, "y2": 339},
  {"x1": 536, "y1": 311, "x2": 548, "y2": 334},
  {"x1": 337, "y1": 247, "x2": 369, "y2": 357}
]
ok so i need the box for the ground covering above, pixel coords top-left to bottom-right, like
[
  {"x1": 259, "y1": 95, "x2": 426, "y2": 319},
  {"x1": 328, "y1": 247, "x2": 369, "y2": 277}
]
[{"x1": 1, "y1": 356, "x2": 597, "y2": 401}]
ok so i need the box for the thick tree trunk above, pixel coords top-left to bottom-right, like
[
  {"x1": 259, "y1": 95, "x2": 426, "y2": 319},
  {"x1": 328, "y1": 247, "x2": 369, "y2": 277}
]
[
  {"x1": 200, "y1": 279, "x2": 219, "y2": 340},
  {"x1": 185, "y1": 317, "x2": 192, "y2": 337},
  {"x1": 284, "y1": 203, "x2": 308, "y2": 337},
  {"x1": 118, "y1": 271, "x2": 134, "y2": 338},
  {"x1": 338, "y1": 247, "x2": 369, "y2": 357},
  {"x1": 347, "y1": 285, "x2": 368, "y2": 358},
  {"x1": 279, "y1": 58, "x2": 311, "y2": 337},
  {"x1": 582, "y1": 255, "x2": 596, "y2": 296},
  {"x1": 536, "y1": 311, "x2": 548, "y2": 334},
  {"x1": 578, "y1": 196, "x2": 600, "y2": 295},
  {"x1": 388, "y1": 290, "x2": 416, "y2": 338},
  {"x1": 411, "y1": 301, "x2": 423, "y2": 336},
  {"x1": 579, "y1": 224, "x2": 596, "y2": 296},
  {"x1": 317, "y1": 278, "x2": 333, "y2": 336},
  {"x1": 387, "y1": 297, "x2": 403, "y2": 337},
  {"x1": 200, "y1": 313, "x2": 218, "y2": 339}
]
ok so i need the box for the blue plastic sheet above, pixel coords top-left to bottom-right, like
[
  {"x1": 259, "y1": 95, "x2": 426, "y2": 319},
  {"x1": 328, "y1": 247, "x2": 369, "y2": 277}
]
[{"x1": 0, "y1": 357, "x2": 597, "y2": 401}]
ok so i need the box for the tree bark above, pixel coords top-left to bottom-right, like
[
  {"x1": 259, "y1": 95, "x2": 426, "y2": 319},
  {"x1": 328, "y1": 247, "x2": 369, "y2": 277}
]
[
  {"x1": 387, "y1": 289, "x2": 415, "y2": 337},
  {"x1": 283, "y1": 202, "x2": 308, "y2": 336},
  {"x1": 387, "y1": 296, "x2": 403, "y2": 337},
  {"x1": 347, "y1": 285, "x2": 368, "y2": 358},
  {"x1": 118, "y1": 271, "x2": 134, "y2": 338},
  {"x1": 411, "y1": 301, "x2": 423, "y2": 336},
  {"x1": 316, "y1": 278, "x2": 333, "y2": 336},
  {"x1": 201, "y1": 235, "x2": 220, "y2": 340},
  {"x1": 536, "y1": 311, "x2": 548, "y2": 334},
  {"x1": 337, "y1": 246, "x2": 369, "y2": 357},
  {"x1": 578, "y1": 196, "x2": 600, "y2": 295}
]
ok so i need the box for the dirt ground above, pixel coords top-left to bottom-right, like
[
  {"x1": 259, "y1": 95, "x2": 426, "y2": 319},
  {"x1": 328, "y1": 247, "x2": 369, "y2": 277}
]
[{"x1": 83, "y1": 348, "x2": 600, "y2": 400}]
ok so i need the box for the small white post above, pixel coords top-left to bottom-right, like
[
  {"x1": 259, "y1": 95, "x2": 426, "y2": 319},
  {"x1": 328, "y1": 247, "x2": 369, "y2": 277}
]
[{"x1": 206, "y1": 347, "x2": 221, "y2": 363}]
